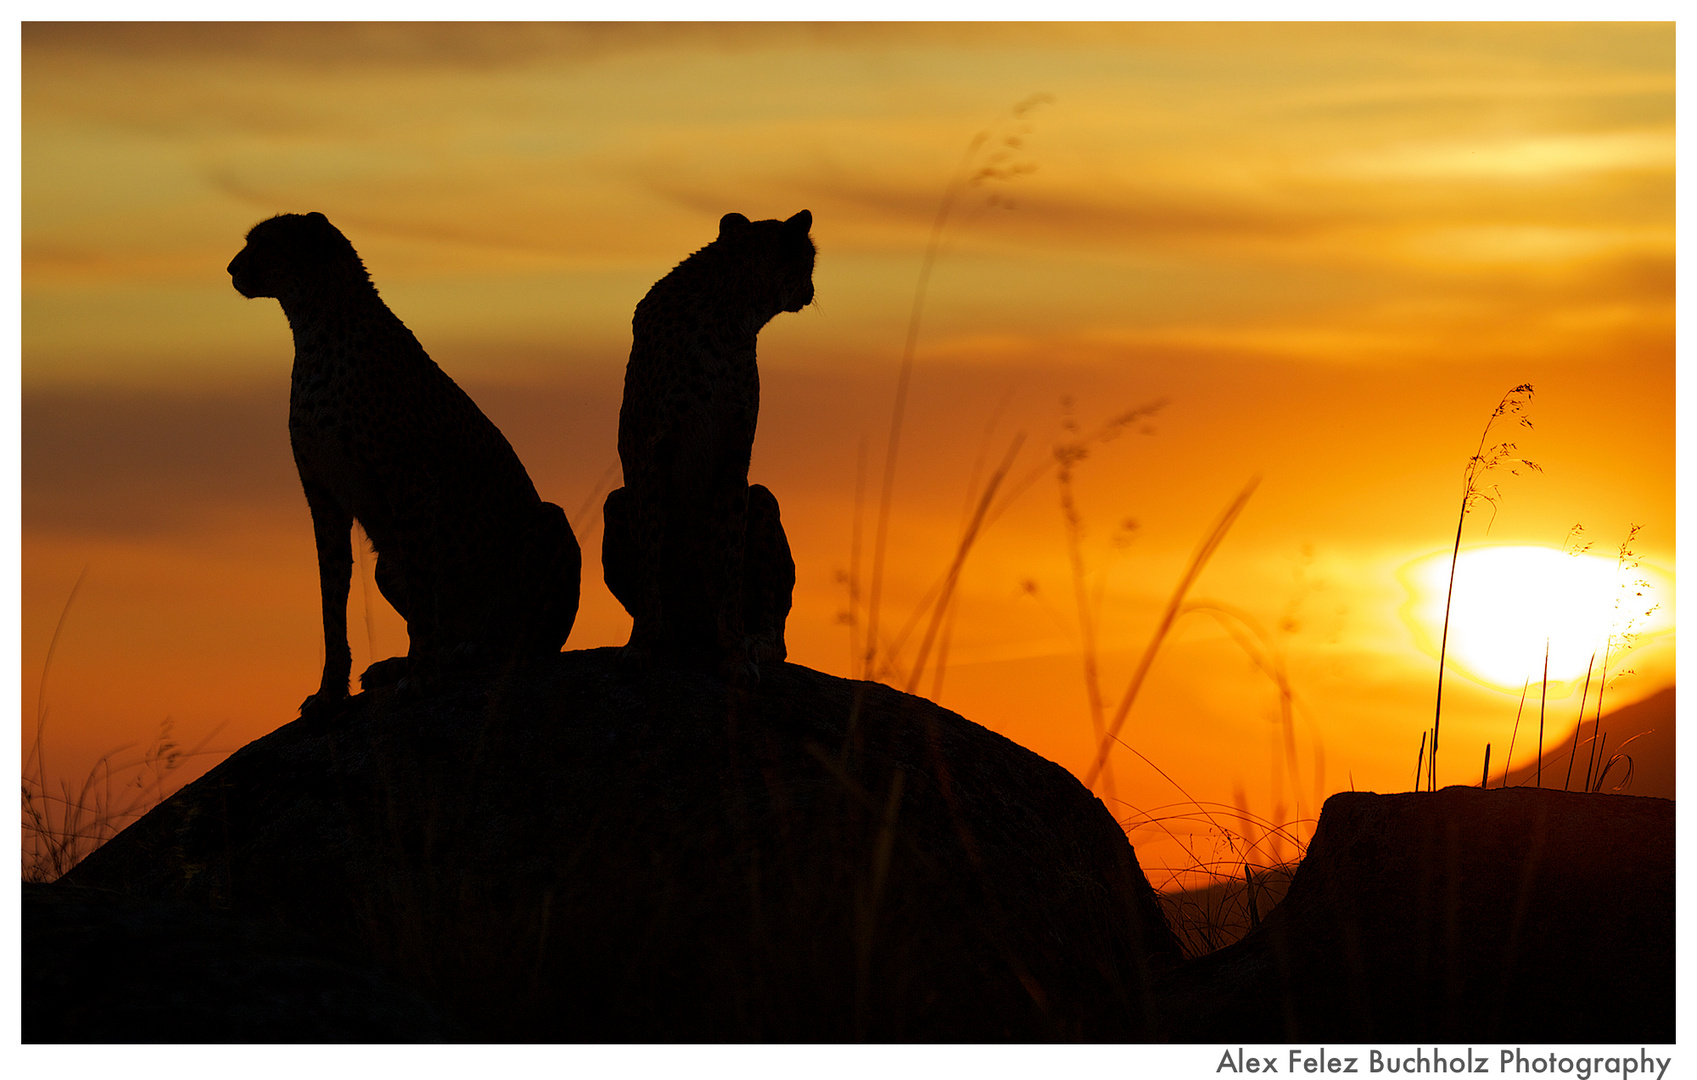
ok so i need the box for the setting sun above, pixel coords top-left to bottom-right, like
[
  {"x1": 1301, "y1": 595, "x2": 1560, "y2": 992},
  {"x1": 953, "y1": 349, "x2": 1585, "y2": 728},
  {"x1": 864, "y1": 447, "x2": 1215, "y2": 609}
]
[{"x1": 1400, "y1": 544, "x2": 1668, "y2": 694}]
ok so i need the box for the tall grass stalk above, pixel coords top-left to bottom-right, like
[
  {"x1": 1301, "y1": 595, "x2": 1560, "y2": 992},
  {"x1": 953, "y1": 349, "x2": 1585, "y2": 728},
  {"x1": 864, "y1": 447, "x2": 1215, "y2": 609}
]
[
  {"x1": 1429, "y1": 726, "x2": 1437, "y2": 792},
  {"x1": 23, "y1": 569, "x2": 228, "y2": 880},
  {"x1": 1083, "y1": 476, "x2": 1260, "y2": 790},
  {"x1": 1182, "y1": 601, "x2": 1307, "y2": 827},
  {"x1": 1585, "y1": 525, "x2": 1655, "y2": 791},
  {"x1": 1431, "y1": 383, "x2": 1537, "y2": 788},
  {"x1": 1057, "y1": 409, "x2": 1116, "y2": 802},
  {"x1": 25, "y1": 566, "x2": 88, "y2": 819},
  {"x1": 570, "y1": 459, "x2": 622, "y2": 534},
  {"x1": 1123, "y1": 789, "x2": 1311, "y2": 955},
  {"x1": 855, "y1": 401, "x2": 1160, "y2": 690},
  {"x1": 861, "y1": 95, "x2": 1050, "y2": 682},
  {"x1": 844, "y1": 438, "x2": 868, "y2": 678},
  {"x1": 1588, "y1": 731, "x2": 1642, "y2": 793},
  {"x1": 1041, "y1": 410, "x2": 1319, "y2": 931},
  {"x1": 1563, "y1": 650, "x2": 1597, "y2": 790},
  {"x1": 1502, "y1": 676, "x2": 1529, "y2": 787},
  {"x1": 923, "y1": 390, "x2": 1019, "y2": 700},
  {"x1": 1536, "y1": 639, "x2": 1549, "y2": 788},
  {"x1": 901, "y1": 435, "x2": 1024, "y2": 694}
]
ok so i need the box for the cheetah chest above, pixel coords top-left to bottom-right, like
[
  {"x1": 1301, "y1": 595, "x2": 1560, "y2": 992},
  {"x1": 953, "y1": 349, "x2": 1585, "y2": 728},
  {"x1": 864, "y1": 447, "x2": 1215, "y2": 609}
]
[{"x1": 288, "y1": 346, "x2": 392, "y2": 523}]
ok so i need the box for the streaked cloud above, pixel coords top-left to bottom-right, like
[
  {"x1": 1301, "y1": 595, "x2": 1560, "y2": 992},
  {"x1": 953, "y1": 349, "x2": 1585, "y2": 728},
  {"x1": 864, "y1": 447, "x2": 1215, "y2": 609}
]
[{"x1": 1329, "y1": 130, "x2": 1673, "y2": 180}]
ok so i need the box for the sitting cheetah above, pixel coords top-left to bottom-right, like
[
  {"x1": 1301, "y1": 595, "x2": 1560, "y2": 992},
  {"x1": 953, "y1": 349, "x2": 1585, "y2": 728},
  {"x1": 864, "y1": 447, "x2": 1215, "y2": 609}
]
[
  {"x1": 603, "y1": 210, "x2": 814, "y2": 681},
  {"x1": 228, "y1": 212, "x2": 581, "y2": 717}
]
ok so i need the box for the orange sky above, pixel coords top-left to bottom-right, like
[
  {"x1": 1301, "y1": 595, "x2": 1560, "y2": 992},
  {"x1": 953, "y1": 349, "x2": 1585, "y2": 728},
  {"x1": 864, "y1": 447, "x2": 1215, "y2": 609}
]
[{"x1": 21, "y1": 22, "x2": 1675, "y2": 883}]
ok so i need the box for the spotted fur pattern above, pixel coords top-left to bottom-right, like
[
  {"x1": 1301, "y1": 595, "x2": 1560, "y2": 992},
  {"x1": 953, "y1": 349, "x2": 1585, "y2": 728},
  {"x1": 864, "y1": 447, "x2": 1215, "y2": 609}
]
[
  {"x1": 603, "y1": 210, "x2": 813, "y2": 680},
  {"x1": 229, "y1": 212, "x2": 581, "y2": 716}
]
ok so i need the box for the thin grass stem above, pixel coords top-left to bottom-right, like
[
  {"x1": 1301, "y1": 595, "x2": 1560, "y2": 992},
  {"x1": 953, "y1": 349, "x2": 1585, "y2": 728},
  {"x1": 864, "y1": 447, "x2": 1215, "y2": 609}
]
[
  {"x1": 1503, "y1": 676, "x2": 1529, "y2": 787},
  {"x1": 1536, "y1": 639, "x2": 1549, "y2": 788},
  {"x1": 1084, "y1": 476, "x2": 1260, "y2": 789},
  {"x1": 903, "y1": 435, "x2": 1024, "y2": 694},
  {"x1": 1431, "y1": 383, "x2": 1537, "y2": 788},
  {"x1": 862, "y1": 133, "x2": 989, "y2": 681},
  {"x1": 1564, "y1": 649, "x2": 1597, "y2": 791}
]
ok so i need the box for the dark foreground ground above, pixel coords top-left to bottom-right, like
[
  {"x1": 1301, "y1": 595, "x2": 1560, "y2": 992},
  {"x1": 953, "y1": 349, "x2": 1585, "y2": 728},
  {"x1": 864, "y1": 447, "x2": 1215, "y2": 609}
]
[{"x1": 22, "y1": 651, "x2": 1674, "y2": 1042}]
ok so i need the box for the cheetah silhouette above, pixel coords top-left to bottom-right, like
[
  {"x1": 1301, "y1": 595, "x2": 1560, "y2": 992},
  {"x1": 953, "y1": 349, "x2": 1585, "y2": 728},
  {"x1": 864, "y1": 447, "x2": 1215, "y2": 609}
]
[
  {"x1": 229, "y1": 212, "x2": 581, "y2": 716},
  {"x1": 602, "y1": 210, "x2": 813, "y2": 681}
]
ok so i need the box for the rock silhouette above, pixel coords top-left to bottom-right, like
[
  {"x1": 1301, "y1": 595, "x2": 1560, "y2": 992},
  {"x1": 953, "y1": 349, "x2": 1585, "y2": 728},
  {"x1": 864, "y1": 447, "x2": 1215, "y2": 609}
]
[
  {"x1": 23, "y1": 882, "x2": 456, "y2": 1042},
  {"x1": 51, "y1": 651, "x2": 1180, "y2": 1041},
  {"x1": 604, "y1": 210, "x2": 813, "y2": 681},
  {"x1": 26, "y1": 664, "x2": 1674, "y2": 1042},
  {"x1": 229, "y1": 212, "x2": 580, "y2": 716},
  {"x1": 1157, "y1": 786, "x2": 1674, "y2": 1042}
]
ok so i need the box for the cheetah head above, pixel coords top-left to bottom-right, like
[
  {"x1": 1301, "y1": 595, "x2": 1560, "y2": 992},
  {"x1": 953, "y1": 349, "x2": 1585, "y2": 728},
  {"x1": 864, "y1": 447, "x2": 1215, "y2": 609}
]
[
  {"x1": 716, "y1": 210, "x2": 816, "y2": 316},
  {"x1": 228, "y1": 212, "x2": 369, "y2": 302}
]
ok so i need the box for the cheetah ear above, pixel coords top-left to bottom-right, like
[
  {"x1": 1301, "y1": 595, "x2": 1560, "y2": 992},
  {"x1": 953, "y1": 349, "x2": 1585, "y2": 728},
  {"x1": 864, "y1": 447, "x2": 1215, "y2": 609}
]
[
  {"x1": 299, "y1": 212, "x2": 350, "y2": 264},
  {"x1": 785, "y1": 210, "x2": 812, "y2": 235},
  {"x1": 718, "y1": 213, "x2": 751, "y2": 238}
]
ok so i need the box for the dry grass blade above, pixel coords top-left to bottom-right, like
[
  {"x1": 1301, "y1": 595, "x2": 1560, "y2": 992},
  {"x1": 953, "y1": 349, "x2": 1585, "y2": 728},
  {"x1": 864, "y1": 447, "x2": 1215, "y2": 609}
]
[
  {"x1": 1180, "y1": 601, "x2": 1306, "y2": 822},
  {"x1": 1564, "y1": 649, "x2": 1597, "y2": 790},
  {"x1": 1083, "y1": 475, "x2": 1260, "y2": 790},
  {"x1": 23, "y1": 718, "x2": 229, "y2": 882},
  {"x1": 1432, "y1": 383, "x2": 1537, "y2": 787},
  {"x1": 1103, "y1": 724, "x2": 1235, "y2": 841},
  {"x1": 1502, "y1": 676, "x2": 1530, "y2": 787},
  {"x1": 861, "y1": 399, "x2": 1163, "y2": 688},
  {"x1": 1536, "y1": 639, "x2": 1550, "y2": 788},
  {"x1": 1586, "y1": 524, "x2": 1655, "y2": 791},
  {"x1": 845, "y1": 438, "x2": 868, "y2": 677},
  {"x1": 26, "y1": 566, "x2": 89, "y2": 790},
  {"x1": 570, "y1": 458, "x2": 622, "y2": 533},
  {"x1": 862, "y1": 96, "x2": 1050, "y2": 682},
  {"x1": 902, "y1": 434, "x2": 1025, "y2": 694}
]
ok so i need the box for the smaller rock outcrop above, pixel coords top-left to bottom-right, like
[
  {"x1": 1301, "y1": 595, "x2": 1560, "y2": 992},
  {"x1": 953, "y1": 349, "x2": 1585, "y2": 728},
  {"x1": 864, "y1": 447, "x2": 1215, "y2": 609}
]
[{"x1": 1157, "y1": 786, "x2": 1674, "y2": 1043}]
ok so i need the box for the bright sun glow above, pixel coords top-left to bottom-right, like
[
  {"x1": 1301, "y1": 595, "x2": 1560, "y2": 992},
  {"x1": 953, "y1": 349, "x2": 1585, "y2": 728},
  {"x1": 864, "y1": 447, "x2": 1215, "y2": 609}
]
[{"x1": 1401, "y1": 545, "x2": 1662, "y2": 694}]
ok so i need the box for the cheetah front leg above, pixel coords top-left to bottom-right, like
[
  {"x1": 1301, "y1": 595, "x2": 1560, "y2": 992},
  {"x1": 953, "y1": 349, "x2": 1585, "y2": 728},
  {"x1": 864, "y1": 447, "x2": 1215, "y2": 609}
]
[{"x1": 300, "y1": 477, "x2": 354, "y2": 719}]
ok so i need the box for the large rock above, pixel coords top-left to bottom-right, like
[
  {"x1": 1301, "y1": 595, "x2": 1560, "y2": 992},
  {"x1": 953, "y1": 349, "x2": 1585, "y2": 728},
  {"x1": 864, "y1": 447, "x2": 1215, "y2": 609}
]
[
  {"x1": 23, "y1": 882, "x2": 454, "y2": 1042},
  {"x1": 56, "y1": 649, "x2": 1181, "y2": 1041},
  {"x1": 1158, "y1": 786, "x2": 1674, "y2": 1042}
]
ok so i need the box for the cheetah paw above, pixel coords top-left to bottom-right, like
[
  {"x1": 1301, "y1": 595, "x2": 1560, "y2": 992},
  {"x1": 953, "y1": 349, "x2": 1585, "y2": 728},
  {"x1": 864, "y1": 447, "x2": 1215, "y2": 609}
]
[
  {"x1": 298, "y1": 690, "x2": 348, "y2": 723},
  {"x1": 359, "y1": 656, "x2": 409, "y2": 691},
  {"x1": 720, "y1": 656, "x2": 760, "y2": 690}
]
